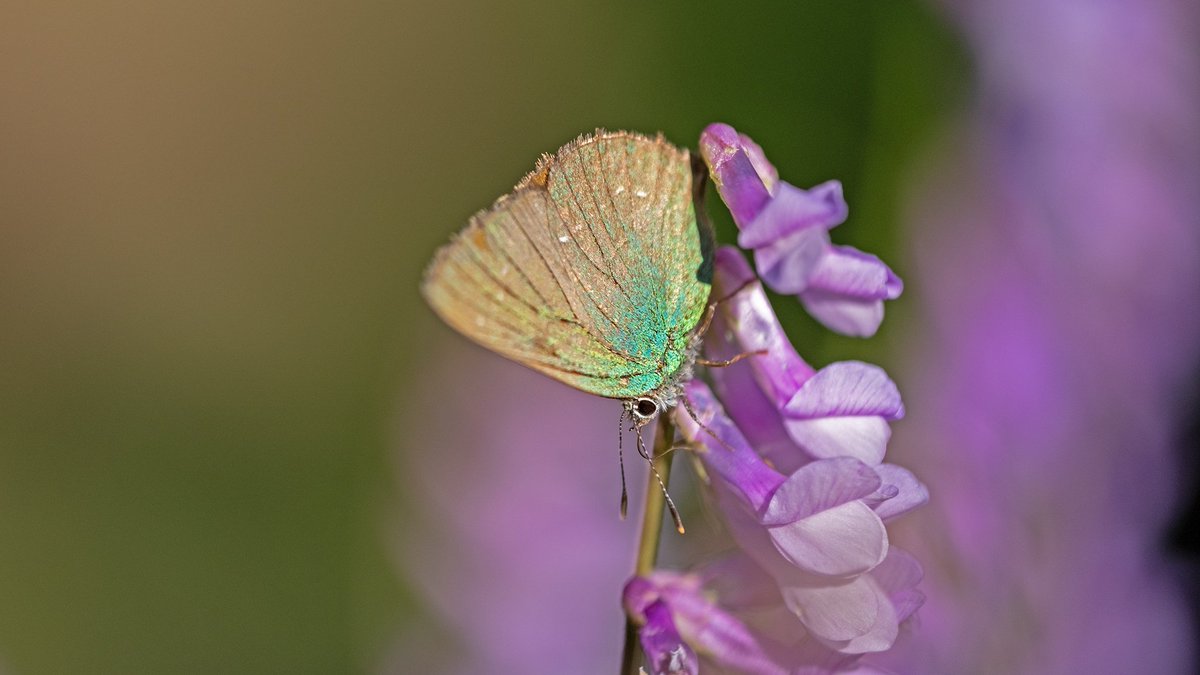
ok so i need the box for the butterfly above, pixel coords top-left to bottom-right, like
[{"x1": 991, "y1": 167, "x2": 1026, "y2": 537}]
[{"x1": 421, "y1": 130, "x2": 722, "y2": 527}]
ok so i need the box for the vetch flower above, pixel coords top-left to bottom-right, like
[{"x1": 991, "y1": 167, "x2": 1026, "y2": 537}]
[
  {"x1": 624, "y1": 569, "x2": 794, "y2": 675},
  {"x1": 624, "y1": 526, "x2": 925, "y2": 674},
  {"x1": 634, "y1": 593, "x2": 699, "y2": 675},
  {"x1": 700, "y1": 123, "x2": 902, "y2": 337},
  {"x1": 677, "y1": 381, "x2": 924, "y2": 654},
  {"x1": 706, "y1": 247, "x2": 907, "y2": 468},
  {"x1": 624, "y1": 243, "x2": 926, "y2": 674},
  {"x1": 680, "y1": 382, "x2": 889, "y2": 579}
]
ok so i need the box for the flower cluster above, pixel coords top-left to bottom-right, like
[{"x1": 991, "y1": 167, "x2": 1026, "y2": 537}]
[
  {"x1": 700, "y1": 124, "x2": 901, "y2": 338},
  {"x1": 622, "y1": 126, "x2": 926, "y2": 674}
]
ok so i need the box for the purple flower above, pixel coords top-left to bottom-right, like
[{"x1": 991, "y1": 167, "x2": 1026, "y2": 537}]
[
  {"x1": 877, "y1": 0, "x2": 1200, "y2": 672},
  {"x1": 625, "y1": 246, "x2": 926, "y2": 674},
  {"x1": 681, "y1": 382, "x2": 890, "y2": 579},
  {"x1": 624, "y1": 544, "x2": 925, "y2": 674},
  {"x1": 631, "y1": 591, "x2": 699, "y2": 675},
  {"x1": 706, "y1": 247, "x2": 907, "y2": 468},
  {"x1": 700, "y1": 123, "x2": 902, "y2": 337},
  {"x1": 676, "y1": 381, "x2": 924, "y2": 653}
]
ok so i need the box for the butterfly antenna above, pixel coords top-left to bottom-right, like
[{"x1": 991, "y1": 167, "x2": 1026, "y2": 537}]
[
  {"x1": 679, "y1": 395, "x2": 740, "y2": 454},
  {"x1": 617, "y1": 408, "x2": 629, "y2": 520},
  {"x1": 635, "y1": 423, "x2": 685, "y2": 534},
  {"x1": 632, "y1": 421, "x2": 651, "y2": 460}
]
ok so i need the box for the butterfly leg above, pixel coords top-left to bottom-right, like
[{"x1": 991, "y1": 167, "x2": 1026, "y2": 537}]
[
  {"x1": 713, "y1": 276, "x2": 759, "y2": 306},
  {"x1": 691, "y1": 274, "x2": 762, "y2": 343},
  {"x1": 696, "y1": 349, "x2": 768, "y2": 368},
  {"x1": 693, "y1": 302, "x2": 719, "y2": 341},
  {"x1": 678, "y1": 395, "x2": 740, "y2": 454}
]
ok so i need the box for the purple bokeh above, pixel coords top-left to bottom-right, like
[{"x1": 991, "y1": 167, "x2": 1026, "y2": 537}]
[
  {"x1": 880, "y1": 0, "x2": 1200, "y2": 672},
  {"x1": 391, "y1": 346, "x2": 635, "y2": 674}
]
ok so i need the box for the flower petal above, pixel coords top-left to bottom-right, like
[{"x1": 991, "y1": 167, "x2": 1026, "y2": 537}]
[
  {"x1": 782, "y1": 362, "x2": 904, "y2": 420},
  {"x1": 667, "y1": 595, "x2": 788, "y2": 675},
  {"x1": 629, "y1": 570, "x2": 791, "y2": 675},
  {"x1": 738, "y1": 132, "x2": 779, "y2": 193},
  {"x1": 700, "y1": 123, "x2": 773, "y2": 227},
  {"x1": 641, "y1": 600, "x2": 700, "y2": 675},
  {"x1": 739, "y1": 180, "x2": 848, "y2": 249},
  {"x1": 888, "y1": 588, "x2": 925, "y2": 625},
  {"x1": 861, "y1": 483, "x2": 900, "y2": 511},
  {"x1": 713, "y1": 247, "x2": 816, "y2": 404},
  {"x1": 868, "y1": 464, "x2": 929, "y2": 521},
  {"x1": 780, "y1": 575, "x2": 879, "y2": 643},
  {"x1": 799, "y1": 291, "x2": 887, "y2": 338},
  {"x1": 784, "y1": 416, "x2": 892, "y2": 465},
  {"x1": 707, "y1": 347, "x2": 808, "y2": 473},
  {"x1": 753, "y1": 225, "x2": 831, "y2": 295},
  {"x1": 779, "y1": 363, "x2": 903, "y2": 463},
  {"x1": 868, "y1": 547, "x2": 922, "y2": 594},
  {"x1": 706, "y1": 251, "x2": 798, "y2": 459},
  {"x1": 763, "y1": 458, "x2": 882, "y2": 525},
  {"x1": 841, "y1": 666, "x2": 901, "y2": 675},
  {"x1": 783, "y1": 576, "x2": 898, "y2": 654},
  {"x1": 832, "y1": 589, "x2": 899, "y2": 655},
  {"x1": 792, "y1": 248, "x2": 901, "y2": 337},
  {"x1": 678, "y1": 381, "x2": 784, "y2": 511},
  {"x1": 868, "y1": 547, "x2": 925, "y2": 623},
  {"x1": 767, "y1": 501, "x2": 888, "y2": 576},
  {"x1": 699, "y1": 554, "x2": 785, "y2": 611},
  {"x1": 806, "y1": 245, "x2": 903, "y2": 300}
]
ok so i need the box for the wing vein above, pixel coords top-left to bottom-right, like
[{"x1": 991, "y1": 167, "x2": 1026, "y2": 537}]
[{"x1": 557, "y1": 166, "x2": 625, "y2": 332}]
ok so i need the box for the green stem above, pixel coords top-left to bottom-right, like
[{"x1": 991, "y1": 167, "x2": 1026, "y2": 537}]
[{"x1": 619, "y1": 412, "x2": 677, "y2": 675}]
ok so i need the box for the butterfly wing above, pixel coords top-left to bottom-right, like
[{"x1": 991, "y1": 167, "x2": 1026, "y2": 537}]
[{"x1": 421, "y1": 131, "x2": 712, "y2": 399}]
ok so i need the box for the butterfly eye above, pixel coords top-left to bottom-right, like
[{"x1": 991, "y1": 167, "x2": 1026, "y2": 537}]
[{"x1": 635, "y1": 398, "x2": 659, "y2": 418}]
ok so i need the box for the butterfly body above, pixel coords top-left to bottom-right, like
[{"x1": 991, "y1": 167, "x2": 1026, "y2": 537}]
[{"x1": 422, "y1": 130, "x2": 713, "y2": 418}]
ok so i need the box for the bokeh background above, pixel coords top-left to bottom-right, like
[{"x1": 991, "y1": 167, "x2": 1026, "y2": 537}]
[{"x1": 2, "y1": 1, "x2": 1196, "y2": 674}]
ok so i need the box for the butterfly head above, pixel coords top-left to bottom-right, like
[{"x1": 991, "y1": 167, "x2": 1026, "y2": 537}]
[{"x1": 625, "y1": 395, "x2": 666, "y2": 427}]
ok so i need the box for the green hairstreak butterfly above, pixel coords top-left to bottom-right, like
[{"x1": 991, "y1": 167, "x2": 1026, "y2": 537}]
[{"x1": 421, "y1": 130, "x2": 714, "y2": 425}]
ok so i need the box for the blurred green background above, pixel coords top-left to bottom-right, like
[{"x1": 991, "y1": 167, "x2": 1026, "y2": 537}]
[{"x1": 0, "y1": 2, "x2": 964, "y2": 672}]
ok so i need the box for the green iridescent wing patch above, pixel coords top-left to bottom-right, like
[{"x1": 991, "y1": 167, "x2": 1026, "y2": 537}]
[{"x1": 421, "y1": 130, "x2": 713, "y2": 400}]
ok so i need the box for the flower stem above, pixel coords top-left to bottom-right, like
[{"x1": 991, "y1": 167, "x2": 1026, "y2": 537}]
[{"x1": 619, "y1": 412, "x2": 677, "y2": 675}]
